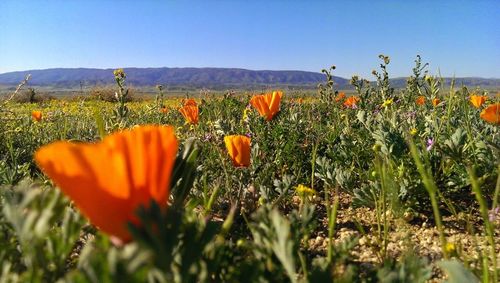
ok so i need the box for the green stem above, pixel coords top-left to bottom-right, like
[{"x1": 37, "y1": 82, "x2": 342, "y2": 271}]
[
  {"x1": 381, "y1": 159, "x2": 389, "y2": 260},
  {"x1": 445, "y1": 80, "x2": 455, "y2": 134},
  {"x1": 463, "y1": 100, "x2": 478, "y2": 164},
  {"x1": 327, "y1": 193, "x2": 339, "y2": 264},
  {"x1": 311, "y1": 142, "x2": 319, "y2": 190},
  {"x1": 205, "y1": 185, "x2": 220, "y2": 213},
  {"x1": 408, "y1": 138, "x2": 448, "y2": 259},
  {"x1": 492, "y1": 164, "x2": 500, "y2": 210},
  {"x1": 467, "y1": 166, "x2": 498, "y2": 283},
  {"x1": 298, "y1": 251, "x2": 308, "y2": 281}
]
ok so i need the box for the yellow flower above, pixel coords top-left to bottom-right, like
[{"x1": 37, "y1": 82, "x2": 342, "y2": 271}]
[
  {"x1": 409, "y1": 128, "x2": 418, "y2": 135},
  {"x1": 242, "y1": 107, "x2": 250, "y2": 121},
  {"x1": 113, "y1": 68, "x2": 126, "y2": 78},
  {"x1": 295, "y1": 184, "x2": 316, "y2": 197},
  {"x1": 444, "y1": 242, "x2": 456, "y2": 254},
  {"x1": 424, "y1": 75, "x2": 432, "y2": 84},
  {"x1": 382, "y1": 98, "x2": 393, "y2": 108}
]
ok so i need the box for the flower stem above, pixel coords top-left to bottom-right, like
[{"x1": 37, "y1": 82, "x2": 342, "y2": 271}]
[
  {"x1": 466, "y1": 166, "x2": 498, "y2": 283},
  {"x1": 408, "y1": 137, "x2": 448, "y2": 259}
]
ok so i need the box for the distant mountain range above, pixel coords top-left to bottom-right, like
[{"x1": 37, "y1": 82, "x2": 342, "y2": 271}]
[
  {"x1": 0, "y1": 67, "x2": 498, "y2": 89},
  {"x1": 0, "y1": 67, "x2": 346, "y2": 89}
]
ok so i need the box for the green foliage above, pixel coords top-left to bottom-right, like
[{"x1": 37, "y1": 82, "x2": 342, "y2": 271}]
[
  {"x1": 1, "y1": 181, "x2": 85, "y2": 282},
  {"x1": 0, "y1": 56, "x2": 498, "y2": 281},
  {"x1": 437, "y1": 260, "x2": 480, "y2": 283},
  {"x1": 376, "y1": 253, "x2": 432, "y2": 283}
]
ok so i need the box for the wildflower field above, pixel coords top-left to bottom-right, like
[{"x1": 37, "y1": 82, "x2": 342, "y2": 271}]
[{"x1": 0, "y1": 56, "x2": 499, "y2": 282}]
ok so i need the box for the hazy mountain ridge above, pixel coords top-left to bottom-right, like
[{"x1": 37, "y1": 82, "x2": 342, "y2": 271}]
[
  {"x1": 0, "y1": 68, "x2": 498, "y2": 89},
  {"x1": 389, "y1": 77, "x2": 500, "y2": 88},
  {"x1": 0, "y1": 67, "x2": 347, "y2": 88}
]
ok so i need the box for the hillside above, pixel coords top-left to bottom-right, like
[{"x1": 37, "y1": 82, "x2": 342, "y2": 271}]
[
  {"x1": 0, "y1": 68, "x2": 498, "y2": 90},
  {"x1": 0, "y1": 67, "x2": 348, "y2": 89}
]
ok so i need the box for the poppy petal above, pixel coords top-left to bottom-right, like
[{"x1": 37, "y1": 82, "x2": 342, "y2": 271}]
[
  {"x1": 35, "y1": 125, "x2": 178, "y2": 241},
  {"x1": 480, "y1": 104, "x2": 500, "y2": 125},
  {"x1": 224, "y1": 135, "x2": 250, "y2": 167}
]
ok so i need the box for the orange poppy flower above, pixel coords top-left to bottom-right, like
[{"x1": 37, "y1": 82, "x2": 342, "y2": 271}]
[
  {"x1": 160, "y1": 106, "x2": 169, "y2": 114},
  {"x1": 343, "y1": 96, "x2": 360, "y2": 109},
  {"x1": 480, "y1": 103, "x2": 500, "y2": 125},
  {"x1": 249, "y1": 91, "x2": 283, "y2": 121},
  {"x1": 224, "y1": 135, "x2": 251, "y2": 167},
  {"x1": 179, "y1": 105, "x2": 199, "y2": 124},
  {"x1": 469, "y1": 95, "x2": 487, "y2": 108},
  {"x1": 432, "y1": 98, "x2": 441, "y2": 107},
  {"x1": 34, "y1": 125, "x2": 178, "y2": 242},
  {"x1": 335, "y1": 92, "x2": 346, "y2": 102},
  {"x1": 182, "y1": 98, "x2": 197, "y2": 107},
  {"x1": 415, "y1": 96, "x2": 426, "y2": 106},
  {"x1": 32, "y1": 110, "x2": 42, "y2": 122},
  {"x1": 296, "y1": 98, "x2": 304, "y2": 104}
]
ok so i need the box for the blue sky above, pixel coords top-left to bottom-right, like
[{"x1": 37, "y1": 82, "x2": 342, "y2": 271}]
[{"x1": 0, "y1": 0, "x2": 498, "y2": 78}]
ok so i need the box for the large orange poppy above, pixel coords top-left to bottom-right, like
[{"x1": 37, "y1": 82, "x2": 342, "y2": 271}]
[
  {"x1": 179, "y1": 105, "x2": 199, "y2": 124},
  {"x1": 35, "y1": 125, "x2": 178, "y2": 242},
  {"x1": 224, "y1": 135, "x2": 251, "y2": 167},
  {"x1": 470, "y1": 95, "x2": 487, "y2": 108},
  {"x1": 480, "y1": 103, "x2": 500, "y2": 125},
  {"x1": 249, "y1": 91, "x2": 283, "y2": 121}
]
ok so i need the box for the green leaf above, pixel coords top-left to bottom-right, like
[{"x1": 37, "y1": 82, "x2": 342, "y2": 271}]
[
  {"x1": 92, "y1": 108, "x2": 106, "y2": 140},
  {"x1": 437, "y1": 260, "x2": 479, "y2": 283},
  {"x1": 170, "y1": 137, "x2": 200, "y2": 208},
  {"x1": 269, "y1": 209, "x2": 297, "y2": 283}
]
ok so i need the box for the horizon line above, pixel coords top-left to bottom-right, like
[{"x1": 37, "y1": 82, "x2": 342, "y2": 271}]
[{"x1": 0, "y1": 66, "x2": 499, "y2": 80}]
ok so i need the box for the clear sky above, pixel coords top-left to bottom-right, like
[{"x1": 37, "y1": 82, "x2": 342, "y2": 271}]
[{"x1": 0, "y1": 0, "x2": 498, "y2": 78}]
